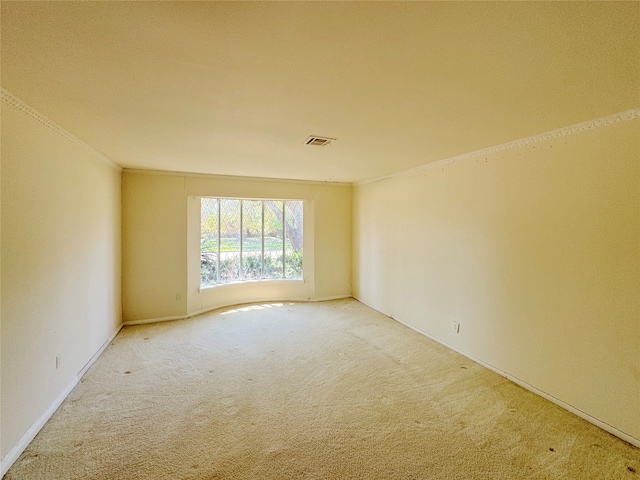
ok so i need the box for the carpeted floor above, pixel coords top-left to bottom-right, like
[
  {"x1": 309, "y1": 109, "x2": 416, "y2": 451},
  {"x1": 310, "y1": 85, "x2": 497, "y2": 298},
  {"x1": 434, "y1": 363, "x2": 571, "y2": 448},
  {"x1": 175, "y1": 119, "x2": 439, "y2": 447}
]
[{"x1": 5, "y1": 299, "x2": 639, "y2": 479}]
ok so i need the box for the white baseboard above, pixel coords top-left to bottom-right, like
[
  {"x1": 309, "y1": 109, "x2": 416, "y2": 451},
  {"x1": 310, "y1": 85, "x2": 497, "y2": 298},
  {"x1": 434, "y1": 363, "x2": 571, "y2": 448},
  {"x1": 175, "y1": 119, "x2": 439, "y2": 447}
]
[
  {"x1": 312, "y1": 295, "x2": 352, "y2": 302},
  {"x1": 187, "y1": 295, "x2": 353, "y2": 319},
  {"x1": 123, "y1": 314, "x2": 186, "y2": 326},
  {"x1": 123, "y1": 296, "x2": 355, "y2": 326},
  {"x1": 77, "y1": 326, "x2": 123, "y2": 379},
  {"x1": 352, "y1": 295, "x2": 640, "y2": 449},
  {"x1": 0, "y1": 324, "x2": 123, "y2": 477},
  {"x1": 186, "y1": 298, "x2": 308, "y2": 320}
]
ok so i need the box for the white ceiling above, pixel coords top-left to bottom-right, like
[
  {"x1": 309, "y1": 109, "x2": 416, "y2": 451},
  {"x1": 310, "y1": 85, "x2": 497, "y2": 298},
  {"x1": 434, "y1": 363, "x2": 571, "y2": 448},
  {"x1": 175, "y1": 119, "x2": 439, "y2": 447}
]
[{"x1": 1, "y1": 1, "x2": 638, "y2": 183}]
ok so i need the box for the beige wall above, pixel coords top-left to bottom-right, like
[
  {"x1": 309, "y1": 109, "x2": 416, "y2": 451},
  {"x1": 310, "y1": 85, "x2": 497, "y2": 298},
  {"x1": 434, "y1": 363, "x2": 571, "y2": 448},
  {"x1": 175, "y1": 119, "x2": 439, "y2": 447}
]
[
  {"x1": 122, "y1": 172, "x2": 351, "y2": 322},
  {"x1": 1, "y1": 105, "x2": 122, "y2": 460},
  {"x1": 353, "y1": 119, "x2": 640, "y2": 442}
]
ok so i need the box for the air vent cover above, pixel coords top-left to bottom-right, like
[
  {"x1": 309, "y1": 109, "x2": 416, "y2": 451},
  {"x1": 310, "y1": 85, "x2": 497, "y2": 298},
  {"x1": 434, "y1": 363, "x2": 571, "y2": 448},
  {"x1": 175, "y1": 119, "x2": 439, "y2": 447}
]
[{"x1": 304, "y1": 135, "x2": 335, "y2": 147}]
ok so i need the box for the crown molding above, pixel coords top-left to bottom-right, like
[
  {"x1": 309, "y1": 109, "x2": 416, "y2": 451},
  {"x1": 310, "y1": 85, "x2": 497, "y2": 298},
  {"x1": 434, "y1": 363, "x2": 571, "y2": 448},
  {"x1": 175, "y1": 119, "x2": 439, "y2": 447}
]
[
  {"x1": 1, "y1": 88, "x2": 122, "y2": 172},
  {"x1": 356, "y1": 109, "x2": 640, "y2": 186},
  {"x1": 123, "y1": 168, "x2": 352, "y2": 187}
]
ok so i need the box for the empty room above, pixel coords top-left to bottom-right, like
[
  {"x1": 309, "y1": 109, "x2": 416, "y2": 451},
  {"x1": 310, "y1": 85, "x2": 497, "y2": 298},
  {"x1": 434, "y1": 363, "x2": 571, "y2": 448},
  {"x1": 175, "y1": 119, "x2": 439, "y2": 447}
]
[{"x1": 1, "y1": 1, "x2": 638, "y2": 478}]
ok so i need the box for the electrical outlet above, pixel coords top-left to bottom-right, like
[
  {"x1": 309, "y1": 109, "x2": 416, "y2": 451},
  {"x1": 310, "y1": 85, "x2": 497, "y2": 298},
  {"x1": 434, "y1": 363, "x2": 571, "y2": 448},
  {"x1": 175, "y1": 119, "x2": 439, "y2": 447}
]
[
  {"x1": 176, "y1": 293, "x2": 182, "y2": 301},
  {"x1": 56, "y1": 356, "x2": 61, "y2": 369},
  {"x1": 453, "y1": 321, "x2": 460, "y2": 334}
]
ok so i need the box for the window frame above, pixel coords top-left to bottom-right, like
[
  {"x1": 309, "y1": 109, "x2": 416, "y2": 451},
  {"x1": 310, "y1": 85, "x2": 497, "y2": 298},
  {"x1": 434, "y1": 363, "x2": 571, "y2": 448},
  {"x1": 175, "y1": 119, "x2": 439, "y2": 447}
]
[{"x1": 200, "y1": 197, "x2": 304, "y2": 289}]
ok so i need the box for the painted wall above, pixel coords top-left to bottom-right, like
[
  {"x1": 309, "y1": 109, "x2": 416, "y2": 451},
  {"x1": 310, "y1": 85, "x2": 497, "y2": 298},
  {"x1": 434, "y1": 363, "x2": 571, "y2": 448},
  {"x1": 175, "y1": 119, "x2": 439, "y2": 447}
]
[
  {"x1": 122, "y1": 172, "x2": 351, "y2": 322},
  {"x1": 1, "y1": 105, "x2": 122, "y2": 461},
  {"x1": 353, "y1": 119, "x2": 640, "y2": 442}
]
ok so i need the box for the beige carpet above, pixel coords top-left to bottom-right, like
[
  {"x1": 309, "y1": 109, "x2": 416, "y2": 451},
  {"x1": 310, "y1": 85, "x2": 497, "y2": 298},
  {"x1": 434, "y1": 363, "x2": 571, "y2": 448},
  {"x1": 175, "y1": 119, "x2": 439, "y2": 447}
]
[{"x1": 5, "y1": 299, "x2": 639, "y2": 479}]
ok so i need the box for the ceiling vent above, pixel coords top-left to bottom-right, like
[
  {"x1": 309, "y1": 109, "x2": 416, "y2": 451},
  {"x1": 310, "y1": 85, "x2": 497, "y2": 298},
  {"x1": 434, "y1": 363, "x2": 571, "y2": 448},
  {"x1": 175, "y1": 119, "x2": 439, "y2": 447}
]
[{"x1": 304, "y1": 135, "x2": 335, "y2": 147}]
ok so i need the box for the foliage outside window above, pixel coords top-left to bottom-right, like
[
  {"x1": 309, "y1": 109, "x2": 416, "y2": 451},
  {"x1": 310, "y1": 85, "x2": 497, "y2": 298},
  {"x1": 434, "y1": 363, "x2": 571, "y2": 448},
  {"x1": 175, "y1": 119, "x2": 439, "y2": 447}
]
[{"x1": 201, "y1": 198, "x2": 303, "y2": 287}]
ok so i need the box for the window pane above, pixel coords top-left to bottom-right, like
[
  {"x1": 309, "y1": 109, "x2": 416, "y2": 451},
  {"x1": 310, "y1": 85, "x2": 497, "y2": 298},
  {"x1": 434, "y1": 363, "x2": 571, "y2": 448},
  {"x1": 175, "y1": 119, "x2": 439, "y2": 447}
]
[
  {"x1": 200, "y1": 197, "x2": 303, "y2": 288},
  {"x1": 285, "y1": 200, "x2": 303, "y2": 279},
  {"x1": 242, "y1": 200, "x2": 262, "y2": 280},
  {"x1": 201, "y1": 198, "x2": 218, "y2": 287},
  {"x1": 219, "y1": 199, "x2": 241, "y2": 283},
  {"x1": 263, "y1": 200, "x2": 284, "y2": 279}
]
